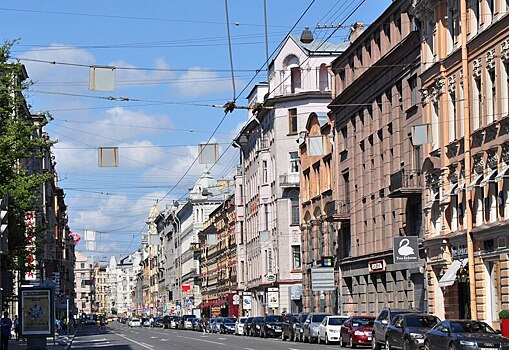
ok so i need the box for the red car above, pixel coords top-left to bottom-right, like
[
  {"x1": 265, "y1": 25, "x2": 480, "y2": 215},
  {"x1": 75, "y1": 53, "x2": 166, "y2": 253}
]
[{"x1": 340, "y1": 316, "x2": 375, "y2": 348}]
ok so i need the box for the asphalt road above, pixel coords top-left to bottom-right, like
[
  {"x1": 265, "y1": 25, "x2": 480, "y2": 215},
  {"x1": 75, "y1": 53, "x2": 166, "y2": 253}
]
[{"x1": 70, "y1": 322, "x2": 349, "y2": 350}]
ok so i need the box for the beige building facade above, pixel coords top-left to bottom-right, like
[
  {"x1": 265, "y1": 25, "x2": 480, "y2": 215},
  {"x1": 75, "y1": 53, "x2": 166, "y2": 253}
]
[{"x1": 414, "y1": 0, "x2": 509, "y2": 326}]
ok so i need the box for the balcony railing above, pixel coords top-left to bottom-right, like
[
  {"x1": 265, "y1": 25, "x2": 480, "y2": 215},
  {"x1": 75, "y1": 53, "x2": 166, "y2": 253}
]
[
  {"x1": 279, "y1": 173, "x2": 300, "y2": 188},
  {"x1": 388, "y1": 168, "x2": 423, "y2": 198},
  {"x1": 334, "y1": 200, "x2": 350, "y2": 221}
]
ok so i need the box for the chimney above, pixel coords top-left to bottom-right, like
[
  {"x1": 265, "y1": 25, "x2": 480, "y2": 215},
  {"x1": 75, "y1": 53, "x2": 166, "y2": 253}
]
[{"x1": 348, "y1": 22, "x2": 364, "y2": 44}]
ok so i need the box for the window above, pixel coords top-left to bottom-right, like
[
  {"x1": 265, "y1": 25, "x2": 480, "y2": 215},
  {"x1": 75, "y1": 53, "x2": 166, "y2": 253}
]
[
  {"x1": 409, "y1": 75, "x2": 418, "y2": 106},
  {"x1": 290, "y1": 151, "x2": 299, "y2": 173},
  {"x1": 290, "y1": 67, "x2": 301, "y2": 93},
  {"x1": 289, "y1": 190, "x2": 300, "y2": 225},
  {"x1": 473, "y1": 77, "x2": 482, "y2": 130},
  {"x1": 289, "y1": 108, "x2": 298, "y2": 134},
  {"x1": 319, "y1": 63, "x2": 329, "y2": 91},
  {"x1": 262, "y1": 160, "x2": 268, "y2": 183},
  {"x1": 449, "y1": 90, "x2": 457, "y2": 141},
  {"x1": 264, "y1": 204, "x2": 269, "y2": 230},
  {"x1": 489, "y1": 69, "x2": 496, "y2": 123},
  {"x1": 292, "y1": 245, "x2": 301, "y2": 269},
  {"x1": 80, "y1": 263, "x2": 85, "y2": 269}
]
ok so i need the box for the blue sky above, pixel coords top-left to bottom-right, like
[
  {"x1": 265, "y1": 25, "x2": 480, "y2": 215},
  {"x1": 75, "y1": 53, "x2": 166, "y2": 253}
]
[{"x1": 2, "y1": 0, "x2": 391, "y2": 261}]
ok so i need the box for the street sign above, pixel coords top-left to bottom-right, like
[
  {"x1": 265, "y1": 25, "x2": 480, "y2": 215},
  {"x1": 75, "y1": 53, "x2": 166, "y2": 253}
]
[
  {"x1": 311, "y1": 267, "x2": 335, "y2": 291},
  {"x1": 393, "y1": 236, "x2": 419, "y2": 263}
]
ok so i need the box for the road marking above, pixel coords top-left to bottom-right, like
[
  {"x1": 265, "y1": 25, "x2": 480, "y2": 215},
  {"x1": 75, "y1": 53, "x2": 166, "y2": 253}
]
[
  {"x1": 243, "y1": 348, "x2": 256, "y2": 350},
  {"x1": 114, "y1": 332, "x2": 154, "y2": 349},
  {"x1": 177, "y1": 334, "x2": 225, "y2": 345}
]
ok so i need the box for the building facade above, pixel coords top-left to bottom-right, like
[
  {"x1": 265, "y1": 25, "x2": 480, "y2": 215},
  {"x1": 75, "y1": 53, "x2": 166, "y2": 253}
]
[
  {"x1": 414, "y1": 0, "x2": 509, "y2": 326},
  {"x1": 328, "y1": 0, "x2": 425, "y2": 315},
  {"x1": 234, "y1": 30, "x2": 346, "y2": 315},
  {"x1": 74, "y1": 251, "x2": 93, "y2": 315}
]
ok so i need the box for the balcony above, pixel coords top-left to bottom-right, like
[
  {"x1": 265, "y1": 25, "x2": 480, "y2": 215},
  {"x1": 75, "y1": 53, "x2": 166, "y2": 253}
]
[
  {"x1": 279, "y1": 173, "x2": 300, "y2": 188},
  {"x1": 333, "y1": 200, "x2": 351, "y2": 221},
  {"x1": 388, "y1": 168, "x2": 423, "y2": 198}
]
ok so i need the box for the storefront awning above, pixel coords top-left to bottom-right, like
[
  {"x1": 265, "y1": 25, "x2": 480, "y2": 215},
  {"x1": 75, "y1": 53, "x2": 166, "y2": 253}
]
[
  {"x1": 495, "y1": 164, "x2": 509, "y2": 182},
  {"x1": 466, "y1": 173, "x2": 484, "y2": 191},
  {"x1": 479, "y1": 168, "x2": 498, "y2": 187},
  {"x1": 438, "y1": 258, "x2": 468, "y2": 287}
]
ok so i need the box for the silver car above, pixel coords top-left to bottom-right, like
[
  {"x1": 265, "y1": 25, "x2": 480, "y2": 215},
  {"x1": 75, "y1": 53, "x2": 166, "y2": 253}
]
[{"x1": 303, "y1": 313, "x2": 330, "y2": 343}]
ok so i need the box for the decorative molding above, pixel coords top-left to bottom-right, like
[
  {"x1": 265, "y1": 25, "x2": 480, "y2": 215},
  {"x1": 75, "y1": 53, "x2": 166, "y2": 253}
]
[
  {"x1": 431, "y1": 77, "x2": 445, "y2": 103},
  {"x1": 486, "y1": 49, "x2": 496, "y2": 71},
  {"x1": 446, "y1": 141, "x2": 459, "y2": 158},
  {"x1": 473, "y1": 155, "x2": 484, "y2": 174},
  {"x1": 502, "y1": 143, "x2": 509, "y2": 164},
  {"x1": 487, "y1": 149, "x2": 498, "y2": 169},
  {"x1": 420, "y1": 88, "x2": 429, "y2": 106},
  {"x1": 502, "y1": 40, "x2": 509, "y2": 62},
  {"x1": 473, "y1": 58, "x2": 482, "y2": 78},
  {"x1": 448, "y1": 75, "x2": 456, "y2": 94},
  {"x1": 448, "y1": 164, "x2": 458, "y2": 183}
]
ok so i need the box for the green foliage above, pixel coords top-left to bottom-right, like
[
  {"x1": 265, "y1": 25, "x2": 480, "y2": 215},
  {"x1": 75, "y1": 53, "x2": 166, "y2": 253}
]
[
  {"x1": 0, "y1": 40, "x2": 56, "y2": 272},
  {"x1": 499, "y1": 310, "x2": 509, "y2": 319}
]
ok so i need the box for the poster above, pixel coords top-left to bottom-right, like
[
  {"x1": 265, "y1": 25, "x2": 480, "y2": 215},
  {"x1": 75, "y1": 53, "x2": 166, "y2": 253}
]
[
  {"x1": 20, "y1": 288, "x2": 54, "y2": 336},
  {"x1": 267, "y1": 287, "x2": 279, "y2": 309}
]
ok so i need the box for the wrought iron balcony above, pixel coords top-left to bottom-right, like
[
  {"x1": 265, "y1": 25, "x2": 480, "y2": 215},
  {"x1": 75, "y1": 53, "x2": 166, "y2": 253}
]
[
  {"x1": 388, "y1": 168, "x2": 423, "y2": 198},
  {"x1": 279, "y1": 173, "x2": 300, "y2": 188}
]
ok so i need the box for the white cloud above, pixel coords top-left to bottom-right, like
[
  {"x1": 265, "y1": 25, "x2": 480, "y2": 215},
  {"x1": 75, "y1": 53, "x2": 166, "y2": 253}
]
[{"x1": 171, "y1": 68, "x2": 232, "y2": 97}]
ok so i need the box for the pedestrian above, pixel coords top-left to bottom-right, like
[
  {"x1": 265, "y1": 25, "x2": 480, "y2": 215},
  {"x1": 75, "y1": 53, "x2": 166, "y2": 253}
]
[
  {"x1": 149, "y1": 316, "x2": 154, "y2": 328},
  {"x1": 0, "y1": 311, "x2": 12, "y2": 350},
  {"x1": 12, "y1": 316, "x2": 18, "y2": 341}
]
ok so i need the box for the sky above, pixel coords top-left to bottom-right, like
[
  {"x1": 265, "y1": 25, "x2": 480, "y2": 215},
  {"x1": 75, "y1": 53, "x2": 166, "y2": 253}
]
[{"x1": 2, "y1": 0, "x2": 392, "y2": 261}]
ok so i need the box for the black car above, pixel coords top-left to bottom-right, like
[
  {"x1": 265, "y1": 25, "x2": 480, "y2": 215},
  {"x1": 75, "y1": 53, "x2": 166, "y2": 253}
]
[
  {"x1": 153, "y1": 317, "x2": 165, "y2": 328},
  {"x1": 386, "y1": 313, "x2": 440, "y2": 350},
  {"x1": 249, "y1": 316, "x2": 264, "y2": 337},
  {"x1": 219, "y1": 317, "x2": 237, "y2": 334},
  {"x1": 293, "y1": 312, "x2": 309, "y2": 342},
  {"x1": 372, "y1": 308, "x2": 420, "y2": 350},
  {"x1": 243, "y1": 317, "x2": 254, "y2": 336},
  {"x1": 281, "y1": 313, "x2": 300, "y2": 341},
  {"x1": 260, "y1": 314, "x2": 282, "y2": 338},
  {"x1": 424, "y1": 320, "x2": 509, "y2": 350}
]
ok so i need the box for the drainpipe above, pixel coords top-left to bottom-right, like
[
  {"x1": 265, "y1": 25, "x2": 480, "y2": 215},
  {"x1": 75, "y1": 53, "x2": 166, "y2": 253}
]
[{"x1": 460, "y1": 0, "x2": 477, "y2": 320}]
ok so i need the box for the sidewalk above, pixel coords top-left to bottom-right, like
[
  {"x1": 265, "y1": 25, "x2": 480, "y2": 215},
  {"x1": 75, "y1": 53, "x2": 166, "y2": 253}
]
[{"x1": 7, "y1": 332, "x2": 75, "y2": 350}]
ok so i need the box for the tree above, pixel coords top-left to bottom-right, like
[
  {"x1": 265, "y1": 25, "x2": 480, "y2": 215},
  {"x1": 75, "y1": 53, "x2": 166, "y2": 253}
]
[{"x1": 0, "y1": 40, "x2": 55, "y2": 275}]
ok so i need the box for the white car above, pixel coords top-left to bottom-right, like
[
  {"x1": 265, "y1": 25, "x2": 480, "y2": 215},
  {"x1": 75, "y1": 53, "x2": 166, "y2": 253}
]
[
  {"x1": 318, "y1": 315, "x2": 349, "y2": 344},
  {"x1": 235, "y1": 317, "x2": 248, "y2": 335},
  {"x1": 128, "y1": 318, "x2": 141, "y2": 327}
]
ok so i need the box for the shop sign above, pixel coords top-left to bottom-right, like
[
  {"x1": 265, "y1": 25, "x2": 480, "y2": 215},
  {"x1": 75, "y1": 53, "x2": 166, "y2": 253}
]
[
  {"x1": 242, "y1": 294, "x2": 252, "y2": 310},
  {"x1": 368, "y1": 259, "x2": 386, "y2": 273},
  {"x1": 393, "y1": 236, "x2": 419, "y2": 263},
  {"x1": 267, "y1": 287, "x2": 279, "y2": 309},
  {"x1": 451, "y1": 244, "x2": 467, "y2": 258},
  {"x1": 266, "y1": 273, "x2": 276, "y2": 281},
  {"x1": 233, "y1": 294, "x2": 240, "y2": 305}
]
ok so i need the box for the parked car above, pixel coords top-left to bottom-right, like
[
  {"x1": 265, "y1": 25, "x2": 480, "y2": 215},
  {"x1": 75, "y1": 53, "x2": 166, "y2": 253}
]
[
  {"x1": 372, "y1": 308, "x2": 420, "y2": 350},
  {"x1": 192, "y1": 318, "x2": 203, "y2": 331},
  {"x1": 219, "y1": 317, "x2": 237, "y2": 334},
  {"x1": 249, "y1": 316, "x2": 264, "y2": 337},
  {"x1": 260, "y1": 314, "x2": 282, "y2": 338},
  {"x1": 318, "y1": 315, "x2": 349, "y2": 344},
  {"x1": 293, "y1": 312, "x2": 310, "y2": 342},
  {"x1": 208, "y1": 318, "x2": 218, "y2": 333},
  {"x1": 281, "y1": 313, "x2": 299, "y2": 341},
  {"x1": 211, "y1": 317, "x2": 224, "y2": 333},
  {"x1": 424, "y1": 320, "x2": 509, "y2": 350},
  {"x1": 386, "y1": 313, "x2": 440, "y2": 350},
  {"x1": 170, "y1": 316, "x2": 181, "y2": 329},
  {"x1": 128, "y1": 317, "x2": 141, "y2": 327},
  {"x1": 181, "y1": 314, "x2": 196, "y2": 330},
  {"x1": 340, "y1": 315, "x2": 375, "y2": 348},
  {"x1": 153, "y1": 317, "x2": 164, "y2": 328},
  {"x1": 243, "y1": 317, "x2": 254, "y2": 336},
  {"x1": 235, "y1": 317, "x2": 248, "y2": 335},
  {"x1": 142, "y1": 318, "x2": 150, "y2": 327},
  {"x1": 303, "y1": 312, "x2": 330, "y2": 343}
]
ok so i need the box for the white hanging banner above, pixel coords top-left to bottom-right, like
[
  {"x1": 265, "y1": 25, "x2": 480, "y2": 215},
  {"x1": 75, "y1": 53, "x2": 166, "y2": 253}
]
[{"x1": 89, "y1": 65, "x2": 116, "y2": 92}]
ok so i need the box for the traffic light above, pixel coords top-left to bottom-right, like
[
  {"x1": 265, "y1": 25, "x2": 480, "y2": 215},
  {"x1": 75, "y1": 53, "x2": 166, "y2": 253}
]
[{"x1": 0, "y1": 195, "x2": 8, "y2": 254}]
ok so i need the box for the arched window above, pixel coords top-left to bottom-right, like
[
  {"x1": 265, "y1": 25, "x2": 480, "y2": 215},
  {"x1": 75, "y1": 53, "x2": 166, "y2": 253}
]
[
  {"x1": 319, "y1": 63, "x2": 329, "y2": 91},
  {"x1": 283, "y1": 55, "x2": 301, "y2": 93}
]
